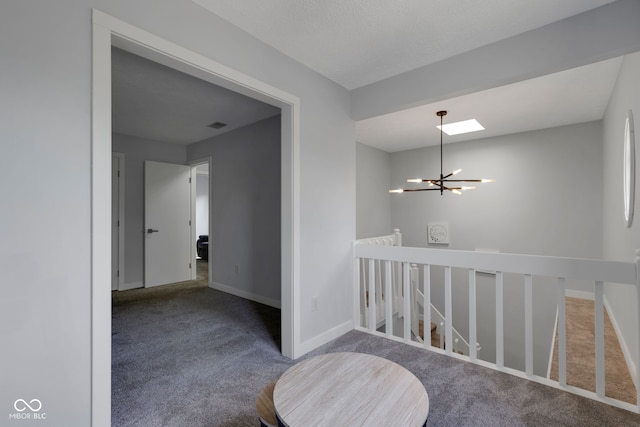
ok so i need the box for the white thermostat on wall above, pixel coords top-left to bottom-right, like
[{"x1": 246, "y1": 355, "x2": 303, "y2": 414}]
[{"x1": 428, "y1": 222, "x2": 449, "y2": 244}]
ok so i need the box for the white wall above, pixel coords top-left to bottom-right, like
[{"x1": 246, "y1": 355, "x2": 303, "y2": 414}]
[
  {"x1": 112, "y1": 133, "x2": 187, "y2": 287},
  {"x1": 3, "y1": 0, "x2": 638, "y2": 422},
  {"x1": 1, "y1": 1, "x2": 353, "y2": 423},
  {"x1": 195, "y1": 169, "x2": 209, "y2": 240},
  {"x1": 602, "y1": 50, "x2": 640, "y2": 379},
  {"x1": 188, "y1": 116, "x2": 282, "y2": 305},
  {"x1": 387, "y1": 122, "x2": 603, "y2": 374},
  {"x1": 356, "y1": 142, "x2": 391, "y2": 238}
]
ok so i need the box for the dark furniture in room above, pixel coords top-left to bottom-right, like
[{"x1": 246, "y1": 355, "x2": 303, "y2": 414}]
[{"x1": 197, "y1": 235, "x2": 208, "y2": 260}]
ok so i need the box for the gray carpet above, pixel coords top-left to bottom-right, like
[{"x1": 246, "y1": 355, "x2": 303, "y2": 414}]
[{"x1": 112, "y1": 277, "x2": 640, "y2": 427}]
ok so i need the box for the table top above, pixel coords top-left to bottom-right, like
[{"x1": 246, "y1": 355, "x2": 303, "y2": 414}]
[{"x1": 273, "y1": 352, "x2": 429, "y2": 426}]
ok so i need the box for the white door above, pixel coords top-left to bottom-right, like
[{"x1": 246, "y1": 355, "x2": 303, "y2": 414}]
[{"x1": 144, "y1": 160, "x2": 192, "y2": 287}]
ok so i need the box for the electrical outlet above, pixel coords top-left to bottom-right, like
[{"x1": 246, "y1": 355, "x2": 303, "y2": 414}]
[
  {"x1": 235, "y1": 265, "x2": 239, "y2": 274},
  {"x1": 312, "y1": 296, "x2": 319, "y2": 312}
]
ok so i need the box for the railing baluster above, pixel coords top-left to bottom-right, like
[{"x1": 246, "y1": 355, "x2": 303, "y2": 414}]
[
  {"x1": 525, "y1": 274, "x2": 533, "y2": 377},
  {"x1": 469, "y1": 268, "x2": 477, "y2": 362},
  {"x1": 403, "y1": 262, "x2": 411, "y2": 342},
  {"x1": 557, "y1": 277, "x2": 567, "y2": 386},
  {"x1": 368, "y1": 258, "x2": 376, "y2": 332},
  {"x1": 384, "y1": 260, "x2": 393, "y2": 338},
  {"x1": 410, "y1": 265, "x2": 419, "y2": 343},
  {"x1": 355, "y1": 256, "x2": 361, "y2": 328},
  {"x1": 424, "y1": 264, "x2": 431, "y2": 349},
  {"x1": 595, "y1": 281, "x2": 605, "y2": 398},
  {"x1": 394, "y1": 260, "x2": 402, "y2": 315},
  {"x1": 496, "y1": 271, "x2": 504, "y2": 369},
  {"x1": 445, "y1": 266, "x2": 452, "y2": 355},
  {"x1": 376, "y1": 259, "x2": 382, "y2": 309}
]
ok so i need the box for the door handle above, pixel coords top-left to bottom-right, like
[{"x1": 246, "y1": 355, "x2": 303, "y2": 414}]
[{"x1": 147, "y1": 228, "x2": 159, "y2": 234}]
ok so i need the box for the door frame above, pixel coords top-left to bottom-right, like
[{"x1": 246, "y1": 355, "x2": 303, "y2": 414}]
[
  {"x1": 92, "y1": 9, "x2": 301, "y2": 426},
  {"x1": 112, "y1": 152, "x2": 125, "y2": 291},
  {"x1": 189, "y1": 157, "x2": 213, "y2": 283}
]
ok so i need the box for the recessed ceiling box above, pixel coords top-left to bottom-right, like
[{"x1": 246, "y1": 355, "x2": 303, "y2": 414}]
[{"x1": 207, "y1": 121, "x2": 227, "y2": 129}]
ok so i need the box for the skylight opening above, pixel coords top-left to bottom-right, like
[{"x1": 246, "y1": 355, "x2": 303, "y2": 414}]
[{"x1": 437, "y1": 119, "x2": 484, "y2": 136}]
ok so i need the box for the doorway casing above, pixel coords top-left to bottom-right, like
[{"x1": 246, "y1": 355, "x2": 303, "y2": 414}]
[
  {"x1": 189, "y1": 157, "x2": 213, "y2": 283},
  {"x1": 92, "y1": 9, "x2": 300, "y2": 426}
]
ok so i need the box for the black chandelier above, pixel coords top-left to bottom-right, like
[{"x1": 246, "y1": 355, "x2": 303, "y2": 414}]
[{"x1": 390, "y1": 110, "x2": 493, "y2": 195}]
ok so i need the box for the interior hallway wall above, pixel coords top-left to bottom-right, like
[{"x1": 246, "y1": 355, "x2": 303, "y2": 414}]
[
  {"x1": 356, "y1": 142, "x2": 392, "y2": 239},
  {"x1": 602, "y1": 50, "x2": 640, "y2": 379},
  {"x1": 188, "y1": 116, "x2": 282, "y2": 306}
]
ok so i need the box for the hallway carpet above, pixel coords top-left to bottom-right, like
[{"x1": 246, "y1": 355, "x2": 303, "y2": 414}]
[
  {"x1": 112, "y1": 283, "x2": 640, "y2": 426},
  {"x1": 549, "y1": 297, "x2": 636, "y2": 404}
]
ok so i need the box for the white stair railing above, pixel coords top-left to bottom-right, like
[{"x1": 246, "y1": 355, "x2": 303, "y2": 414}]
[
  {"x1": 410, "y1": 264, "x2": 480, "y2": 355},
  {"x1": 353, "y1": 234, "x2": 640, "y2": 415},
  {"x1": 355, "y1": 230, "x2": 479, "y2": 356}
]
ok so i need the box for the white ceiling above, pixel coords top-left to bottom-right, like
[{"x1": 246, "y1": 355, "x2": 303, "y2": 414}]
[
  {"x1": 114, "y1": 1, "x2": 625, "y2": 152},
  {"x1": 192, "y1": 0, "x2": 615, "y2": 90},
  {"x1": 112, "y1": 47, "x2": 280, "y2": 145},
  {"x1": 357, "y1": 57, "x2": 623, "y2": 152}
]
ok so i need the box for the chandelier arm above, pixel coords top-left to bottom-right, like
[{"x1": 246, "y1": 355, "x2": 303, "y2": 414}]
[{"x1": 401, "y1": 187, "x2": 445, "y2": 192}]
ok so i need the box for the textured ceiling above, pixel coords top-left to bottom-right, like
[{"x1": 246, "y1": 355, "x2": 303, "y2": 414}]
[
  {"x1": 114, "y1": 1, "x2": 623, "y2": 151},
  {"x1": 112, "y1": 47, "x2": 280, "y2": 145},
  {"x1": 357, "y1": 57, "x2": 623, "y2": 152},
  {"x1": 192, "y1": 0, "x2": 615, "y2": 90}
]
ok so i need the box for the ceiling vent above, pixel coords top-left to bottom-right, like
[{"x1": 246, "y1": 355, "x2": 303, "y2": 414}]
[{"x1": 207, "y1": 121, "x2": 227, "y2": 129}]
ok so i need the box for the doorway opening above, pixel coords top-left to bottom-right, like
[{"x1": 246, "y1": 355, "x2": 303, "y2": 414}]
[
  {"x1": 192, "y1": 160, "x2": 210, "y2": 285},
  {"x1": 92, "y1": 10, "x2": 301, "y2": 424}
]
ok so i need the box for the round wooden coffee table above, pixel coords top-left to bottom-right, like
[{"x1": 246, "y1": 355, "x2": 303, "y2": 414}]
[{"x1": 273, "y1": 352, "x2": 429, "y2": 426}]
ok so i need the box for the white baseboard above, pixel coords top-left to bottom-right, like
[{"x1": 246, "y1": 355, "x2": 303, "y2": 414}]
[
  {"x1": 119, "y1": 281, "x2": 143, "y2": 291},
  {"x1": 296, "y1": 320, "x2": 353, "y2": 358},
  {"x1": 209, "y1": 282, "x2": 281, "y2": 309},
  {"x1": 565, "y1": 290, "x2": 594, "y2": 300},
  {"x1": 603, "y1": 295, "x2": 637, "y2": 389}
]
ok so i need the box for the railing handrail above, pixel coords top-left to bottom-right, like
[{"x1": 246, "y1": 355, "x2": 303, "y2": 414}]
[
  {"x1": 354, "y1": 228, "x2": 401, "y2": 247},
  {"x1": 354, "y1": 245, "x2": 637, "y2": 285}
]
